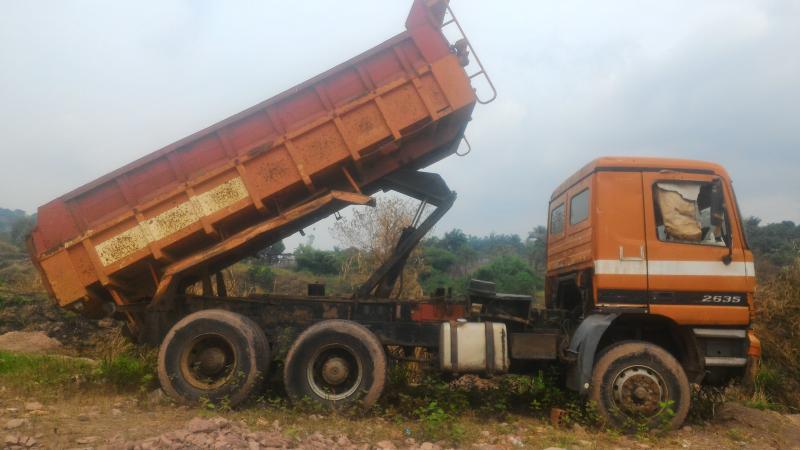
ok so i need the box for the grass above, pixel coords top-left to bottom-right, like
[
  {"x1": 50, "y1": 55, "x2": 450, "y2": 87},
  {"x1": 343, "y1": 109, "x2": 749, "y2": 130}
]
[
  {"x1": 0, "y1": 351, "x2": 95, "y2": 393},
  {"x1": 0, "y1": 348, "x2": 156, "y2": 397}
]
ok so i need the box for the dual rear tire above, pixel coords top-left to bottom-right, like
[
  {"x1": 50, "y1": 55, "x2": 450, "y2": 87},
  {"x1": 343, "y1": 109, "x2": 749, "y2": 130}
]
[
  {"x1": 157, "y1": 309, "x2": 269, "y2": 406},
  {"x1": 158, "y1": 312, "x2": 386, "y2": 409}
]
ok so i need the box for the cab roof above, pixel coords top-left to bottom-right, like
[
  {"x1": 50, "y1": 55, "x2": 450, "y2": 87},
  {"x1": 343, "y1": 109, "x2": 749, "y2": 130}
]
[{"x1": 551, "y1": 156, "x2": 731, "y2": 201}]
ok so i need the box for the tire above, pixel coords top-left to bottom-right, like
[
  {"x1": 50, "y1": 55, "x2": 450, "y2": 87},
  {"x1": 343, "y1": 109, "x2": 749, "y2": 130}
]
[
  {"x1": 283, "y1": 320, "x2": 386, "y2": 409},
  {"x1": 589, "y1": 341, "x2": 690, "y2": 430},
  {"x1": 157, "y1": 309, "x2": 269, "y2": 407}
]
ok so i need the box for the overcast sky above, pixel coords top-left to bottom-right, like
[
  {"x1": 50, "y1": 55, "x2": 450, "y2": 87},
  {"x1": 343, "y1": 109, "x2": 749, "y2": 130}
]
[{"x1": 1, "y1": 0, "x2": 798, "y2": 250}]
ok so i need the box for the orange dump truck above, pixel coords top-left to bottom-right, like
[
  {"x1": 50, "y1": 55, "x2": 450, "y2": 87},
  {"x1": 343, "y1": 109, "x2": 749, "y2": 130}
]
[{"x1": 28, "y1": 1, "x2": 757, "y2": 429}]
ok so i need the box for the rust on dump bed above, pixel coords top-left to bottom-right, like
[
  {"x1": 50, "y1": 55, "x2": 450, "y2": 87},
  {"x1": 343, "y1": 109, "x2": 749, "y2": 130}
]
[{"x1": 27, "y1": 0, "x2": 484, "y2": 316}]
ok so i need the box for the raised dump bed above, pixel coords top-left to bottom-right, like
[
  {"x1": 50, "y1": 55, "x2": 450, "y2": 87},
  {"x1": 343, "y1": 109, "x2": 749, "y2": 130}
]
[{"x1": 28, "y1": 0, "x2": 487, "y2": 316}]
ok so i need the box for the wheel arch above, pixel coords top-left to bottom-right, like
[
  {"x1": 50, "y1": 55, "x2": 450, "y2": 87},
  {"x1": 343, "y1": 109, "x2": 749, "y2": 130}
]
[{"x1": 567, "y1": 313, "x2": 702, "y2": 393}]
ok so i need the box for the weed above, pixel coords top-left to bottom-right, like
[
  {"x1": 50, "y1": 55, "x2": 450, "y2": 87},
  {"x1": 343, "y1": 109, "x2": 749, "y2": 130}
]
[
  {"x1": 414, "y1": 401, "x2": 465, "y2": 443},
  {"x1": 94, "y1": 353, "x2": 155, "y2": 391},
  {"x1": 726, "y1": 427, "x2": 747, "y2": 442}
]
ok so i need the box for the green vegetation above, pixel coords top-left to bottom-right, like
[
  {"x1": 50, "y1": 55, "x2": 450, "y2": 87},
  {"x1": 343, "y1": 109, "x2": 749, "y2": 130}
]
[
  {"x1": 0, "y1": 347, "x2": 156, "y2": 396},
  {"x1": 294, "y1": 244, "x2": 344, "y2": 275},
  {"x1": 0, "y1": 351, "x2": 96, "y2": 391}
]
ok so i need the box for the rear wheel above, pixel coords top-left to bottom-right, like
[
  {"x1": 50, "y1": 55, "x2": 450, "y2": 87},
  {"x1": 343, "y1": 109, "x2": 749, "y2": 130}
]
[
  {"x1": 157, "y1": 309, "x2": 269, "y2": 407},
  {"x1": 589, "y1": 341, "x2": 690, "y2": 430},
  {"x1": 283, "y1": 320, "x2": 386, "y2": 409}
]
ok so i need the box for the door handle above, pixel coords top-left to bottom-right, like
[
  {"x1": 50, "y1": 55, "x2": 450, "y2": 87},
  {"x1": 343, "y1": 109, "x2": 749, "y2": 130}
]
[{"x1": 619, "y1": 245, "x2": 645, "y2": 261}]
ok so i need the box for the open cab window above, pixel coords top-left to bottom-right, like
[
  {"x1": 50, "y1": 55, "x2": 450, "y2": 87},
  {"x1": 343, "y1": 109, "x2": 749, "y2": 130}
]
[{"x1": 653, "y1": 180, "x2": 729, "y2": 247}]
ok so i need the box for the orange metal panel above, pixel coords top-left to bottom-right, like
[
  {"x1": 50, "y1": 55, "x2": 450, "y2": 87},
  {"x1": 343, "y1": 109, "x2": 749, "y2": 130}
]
[{"x1": 649, "y1": 305, "x2": 750, "y2": 326}]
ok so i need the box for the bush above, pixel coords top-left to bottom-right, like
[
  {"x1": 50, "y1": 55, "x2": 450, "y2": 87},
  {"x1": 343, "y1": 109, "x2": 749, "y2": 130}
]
[
  {"x1": 752, "y1": 256, "x2": 800, "y2": 409},
  {"x1": 95, "y1": 354, "x2": 155, "y2": 390},
  {"x1": 246, "y1": 264, "x2": 276, "y2": 292},
  {"x1": 473, "y1": 255, "x2": 543, "y2": 295},
  {"x1": 294, "y1": 244, "x2": 341, "y2": 275}
]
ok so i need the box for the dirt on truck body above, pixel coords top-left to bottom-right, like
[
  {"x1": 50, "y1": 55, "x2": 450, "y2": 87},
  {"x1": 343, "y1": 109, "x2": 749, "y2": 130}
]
[{"x1": 26, "y1": 0, "x2": 759, "y2": 431}]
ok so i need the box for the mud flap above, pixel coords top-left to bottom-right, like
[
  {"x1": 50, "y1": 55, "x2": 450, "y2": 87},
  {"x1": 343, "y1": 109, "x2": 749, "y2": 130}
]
[{"x1": 565, "y1": 313, "x2": 618, "y2": 394}]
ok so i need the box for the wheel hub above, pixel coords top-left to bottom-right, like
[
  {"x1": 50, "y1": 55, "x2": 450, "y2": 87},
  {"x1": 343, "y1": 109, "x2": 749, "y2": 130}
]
[
  {"x1": 197, "y1": 347, "x2": 227, "y2": 376},
  {"x1": 180, "y1": 334, "x2": 236, "y2": 389},
  {"x1": 612, "y1": 366, "x2": 667, "y2": 417},
  {"x1": 307, "y1": 345, "x2": 363, "y2": 401},
  {"x1": 321, "y1": 357, "x2": 350, "y2": 385}
]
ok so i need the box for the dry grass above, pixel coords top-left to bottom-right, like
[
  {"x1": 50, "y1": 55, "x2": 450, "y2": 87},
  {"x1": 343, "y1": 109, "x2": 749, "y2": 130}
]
[{"x1": 752, "y1": 256, "x2": 800, "y2": 410}]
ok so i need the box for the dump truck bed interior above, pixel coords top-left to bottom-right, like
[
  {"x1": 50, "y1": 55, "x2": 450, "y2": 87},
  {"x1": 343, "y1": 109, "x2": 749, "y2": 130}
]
[{"x1": 28, "y1": 0, "x2": 479, "y2": 314}]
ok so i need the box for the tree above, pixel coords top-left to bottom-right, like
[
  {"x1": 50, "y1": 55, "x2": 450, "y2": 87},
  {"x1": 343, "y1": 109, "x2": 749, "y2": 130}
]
[
  {"x1": 743, "y1": 216, "x2": 800, "y2": 274},
  {"x1": 9, "y1": 215, "x2": 35, "y2": 247},
  {"x1": 255, "y1": 240, "x2": 286, "y2": 263},
  {"x1": 526, "y1": 225, "x2": 547, "y2": 275},
  {"x1": 473, "y1": 255, "x2": 543, "y2": 295},
  {"x1": 294, "y1": 244, "x2": 341, "y2": 275},
  {"x1": 332, "y1": 196, "x2": 425, "y2": 298}
]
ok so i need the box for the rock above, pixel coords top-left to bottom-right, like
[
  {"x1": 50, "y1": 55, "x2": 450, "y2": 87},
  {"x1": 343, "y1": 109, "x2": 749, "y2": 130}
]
[
  {"x1": 5, "y1": 408, "x2": 18, "y2": 414},
  {"x1": 76, "y1": 436, "x2": 99, "y2": 444},
  {"x1": 111, "y1": 408, "x2": 122, "y2": 417},
  {"x1": 146, "y1": 388, "x2": 166, "y2": 404},
  {"x1": 77, "y1": 414, "x2": 90, "y2": 422},
  {"x1": 420, "y1": 442, "x2": 438, "y2": 450},
  {"x1": 4, "y1": 418, "x2": 27, "y2": 430},
  {"x1": 572, "y1": 423, "x2": 586, "y2": 435},
  {"x1": 21, "y1": 436, "x2": 37, "y2": 447},
  {"x1": 0, "y1": 331, "x2": 62, "y2": 354},
  {"x1": 577, "y1": 440, "x2": 594, "y2": 447},
  {"x1": 375, "y1": 440, "x2": 397, "y2": 450},
  {"x1": 472, "y1": 445, "x2": 501, "y2": 450},
  {"x1": 97, "y1": 318, "x2": 115, "y2": 328},
  {"x1": 543, "y1": 448, "x2": 567, "y2": 450},
  {"x1": 506, "y1": 435, "x2": 524, "y2": 447},
  {"x1": 187, "y1": 417, "x2": 223, "y2": 433},
  {"x1": 4, "y1": 434, "x2": 19, "y2": 446},
  {"x1": 681, "y1": 425, "x2": 692, "y2": 432},
  {"x1": 480, "y1": 430, "x2": 491, "y2": 438},
  {"x1": 24, "y1": 402, "x2": 43, "y2": 412}
]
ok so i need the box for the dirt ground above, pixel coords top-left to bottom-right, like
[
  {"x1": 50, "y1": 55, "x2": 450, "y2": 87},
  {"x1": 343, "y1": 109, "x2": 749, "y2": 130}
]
[{"x1": 1, "y1": 387, "x2": 799, "y2": 450}]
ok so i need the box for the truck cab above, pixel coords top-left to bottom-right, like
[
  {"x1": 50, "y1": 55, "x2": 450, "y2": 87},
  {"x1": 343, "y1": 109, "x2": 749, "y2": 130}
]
[{"x1": 546, "y1": 156, "x2": 760, "y2": 425}]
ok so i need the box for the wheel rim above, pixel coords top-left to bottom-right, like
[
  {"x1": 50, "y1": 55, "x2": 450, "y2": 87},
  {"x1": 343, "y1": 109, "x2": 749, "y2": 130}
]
[
  {"x1": 307, "y1": 344, "x2": 363, "y2": 401},
  {"x1": 611, "y1": 365, "x2": 669, "y2": 418},
  {"x1": 180, "y1": 333, "x2": 237, "y2": 390}
]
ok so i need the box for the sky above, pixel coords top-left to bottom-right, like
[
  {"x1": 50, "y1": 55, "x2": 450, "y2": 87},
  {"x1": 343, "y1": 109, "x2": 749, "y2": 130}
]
[{"x1": 1, "y1": 0, "x2": 798, "y2": 250}]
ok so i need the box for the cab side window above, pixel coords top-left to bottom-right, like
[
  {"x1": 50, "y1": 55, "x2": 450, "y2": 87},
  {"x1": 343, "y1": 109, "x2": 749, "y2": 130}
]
[
  {"x1": 653, "y1": 181, "x2": 729, "y2": 246},
  {"x1": 550, "y1": 204, "x2": 565, "y2": 235},
  {"x1": 569, "y1": 189, "x2": 589, "y2": 225}
]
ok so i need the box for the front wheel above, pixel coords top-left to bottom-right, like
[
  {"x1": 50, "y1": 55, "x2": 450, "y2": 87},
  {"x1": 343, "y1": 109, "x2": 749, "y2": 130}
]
[
  {"x1": 589, "y1": 341, "x2": 690, "y2": 430},
  {"x1": 283, "y1": 320, "x2": 386, "y2": 409}
]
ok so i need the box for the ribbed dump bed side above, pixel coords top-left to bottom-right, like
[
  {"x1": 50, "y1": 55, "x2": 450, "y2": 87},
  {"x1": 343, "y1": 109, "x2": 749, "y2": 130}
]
[{"x1": 28, "y1": 0, "x2": 477, "y2": 311}]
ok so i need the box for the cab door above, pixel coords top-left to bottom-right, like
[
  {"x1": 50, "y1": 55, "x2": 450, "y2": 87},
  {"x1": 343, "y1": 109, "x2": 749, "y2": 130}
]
[
  {"x1": 641, "y1": 171, "x2": 749, "y2": 325},
  {"x1": 592, "y1": 171, "x2": 649, "y2": 307}
]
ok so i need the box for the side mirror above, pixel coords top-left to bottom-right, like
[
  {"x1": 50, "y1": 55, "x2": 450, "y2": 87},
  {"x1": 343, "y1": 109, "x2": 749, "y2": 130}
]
[
  {"x1": 710, "y1": 180, "x2": 724, "y2": 228},
  {"x1": 711, "y1": 179, "x2": 734, "y2": 265}
]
